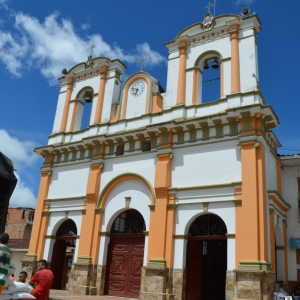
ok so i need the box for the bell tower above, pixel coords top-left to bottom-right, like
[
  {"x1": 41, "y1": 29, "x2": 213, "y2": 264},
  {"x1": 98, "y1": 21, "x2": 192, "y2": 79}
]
[{"x1": 164, "y1": 9, "x2": 261, "y2": 108}]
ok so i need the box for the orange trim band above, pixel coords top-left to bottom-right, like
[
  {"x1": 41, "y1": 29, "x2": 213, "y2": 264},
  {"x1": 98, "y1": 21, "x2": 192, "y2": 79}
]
[
  {"x1": 230, "y1": 25, "x2": 241, "y2": 93},
  {"x1": 94, "y1": 66, "x2": 109, "y2": 124},
  {"x1": 269, "y1": 195, "x2": 289, "y2": 212},
  {"x1": 276, "y1": 160, "x2": 282, "y2": 196},
  {"x1": 60, "y1": 77, "x2": 74, "y2": 131},
  {"x1": 27, "y1": 171, "x2": 52, "y2": 258},
  {"x1": 70, "y1": 101, "x2": 79, "y2": 132}
]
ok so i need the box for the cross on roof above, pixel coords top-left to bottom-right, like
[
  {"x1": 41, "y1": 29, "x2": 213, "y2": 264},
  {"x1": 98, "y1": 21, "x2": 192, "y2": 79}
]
[
  {"x1": 90, "y1": 44, "x2": 95, "y2": 57},
  {"x1": 205, "y1": 2, "x2": 214, "y2": 14},
  {"x1": 138, "y1": 56, "x2": 146, "y2": 71}
]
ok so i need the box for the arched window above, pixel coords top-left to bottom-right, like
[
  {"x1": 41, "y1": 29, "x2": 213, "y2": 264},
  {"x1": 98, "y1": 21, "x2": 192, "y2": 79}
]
[
  {"x1": 188, "y1": 213, "x2": 227, "y2": 236},
  {"x1": 201, "y1": 57, "x2": 221, "y2": 103},
  {"x1": 111, "y1": 209, "x2": 146, "y2": 233}
]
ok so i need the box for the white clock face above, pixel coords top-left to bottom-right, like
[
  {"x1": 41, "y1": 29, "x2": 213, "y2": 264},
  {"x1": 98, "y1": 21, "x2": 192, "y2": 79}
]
[{"x1": 130, "y1": 81, "x2": 145, "y2": 97}]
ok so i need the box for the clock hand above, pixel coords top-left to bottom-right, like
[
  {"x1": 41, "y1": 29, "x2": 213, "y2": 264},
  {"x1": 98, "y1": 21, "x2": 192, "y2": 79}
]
[{"x1": 135, "y1": 89, "x2": 139, "y2": 95}]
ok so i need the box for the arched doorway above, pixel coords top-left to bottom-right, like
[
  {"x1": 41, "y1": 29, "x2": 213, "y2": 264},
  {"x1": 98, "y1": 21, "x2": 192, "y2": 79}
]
[
  {"x1": 51, "y1": 219, "x2": 77, "y2": 290},
  {"x1": 105, "y1": 209, "x2": 145, "y2": 298},
  {"x1": 186, "y1": 213, "x2": 227, "y2": 300}
]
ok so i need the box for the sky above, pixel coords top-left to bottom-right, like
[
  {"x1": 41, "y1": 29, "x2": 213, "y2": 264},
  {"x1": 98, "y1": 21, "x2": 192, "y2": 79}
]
[{"x1": 0, "y1": 0, "x2": 299, "y2": 209}]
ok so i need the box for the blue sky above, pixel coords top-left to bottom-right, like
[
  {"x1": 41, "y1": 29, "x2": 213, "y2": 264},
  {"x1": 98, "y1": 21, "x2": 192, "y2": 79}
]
[{"x1": 0, "y1": 0, "x2": 299, "y2": 208}]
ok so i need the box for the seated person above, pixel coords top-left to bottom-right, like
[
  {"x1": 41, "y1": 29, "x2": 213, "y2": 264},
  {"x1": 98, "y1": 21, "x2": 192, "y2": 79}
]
[
  {"x1": 294, "y1": 283, "x2": 300, "y2": 299},
  {"x1": 18, "y1": 271, "x2": 28, "y2": 283}
]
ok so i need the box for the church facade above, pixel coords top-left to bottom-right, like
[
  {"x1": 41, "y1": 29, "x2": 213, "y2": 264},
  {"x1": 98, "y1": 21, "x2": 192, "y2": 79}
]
[{"x1": 23, "y1": 11, "x2": 300, "y2": 300}]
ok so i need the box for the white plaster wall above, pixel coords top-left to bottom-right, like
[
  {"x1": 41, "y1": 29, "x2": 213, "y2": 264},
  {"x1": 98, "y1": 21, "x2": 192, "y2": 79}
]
[
  {"x1": 11, "y1": 251, "x2": 26, "y2": 278},
  {"x1": 48, "y1": 163, "x2": 90, "y2": 199},
  {"x1": 72, "y1": 77, "x2": 99, "y2": 99},
  {"x1": 187, "y1": 37, "x2": 231, "y2": 69},
  {"x1": 100, "y1": 155, "x2": 155, "y2": 195},
  {"x1": 223, "y1": 60, "x2": 231, "y2": 96},
  {"x1": 172, "y1": 144, "x2": 241, "y2": 187},
  {"x1": 239, "y1": 34, "x2": 258, "y2": 92},
  {"x1": 185, "y1": 70, "x2": 193, "y2": 106},
  {"x1": 276, "y1": 250, "x2": 285, "y2": 281},
  {"x1": 52, "y1": 92, "x2": 67, "y2": 134},
  {"x1": 74, "y1": 102, "x2": 84, "y2": 131},
  {"x1": 265, "y1": 151, "x2": 277, "y2": 191},
  {"x1": 97, "y1": 179, "x2": 150, "y2": 265},
  {"x1": 164, "y1": 57, "x2": 179, "y2": 108},
  {"x1": 66, "y1": 102, "x2": 75, "y2": 131},
  {"x1": 101, "y1": 78, "x2": 119, "y2": 123},
  {"x1": 282, "y1": 164, "x2": 300, "y2": 281}
]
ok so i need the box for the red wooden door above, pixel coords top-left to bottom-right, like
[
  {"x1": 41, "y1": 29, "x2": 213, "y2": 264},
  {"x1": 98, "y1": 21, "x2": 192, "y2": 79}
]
[
  {"x1": 51, "y1": 239, "x2": 67, "y2": 289},
  {"x1": 105, "y1": 234, "x2": 144, "y2": 298},
  {"x1": 186, "y1": 239, "x2": 203, "y2": 300}
]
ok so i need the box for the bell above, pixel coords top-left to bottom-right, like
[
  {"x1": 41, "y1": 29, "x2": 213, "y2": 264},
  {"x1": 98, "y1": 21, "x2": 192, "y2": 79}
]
[
  {"x1": 203, "y1": 60, "x2": 209, "y2": 70},
  {"x1": 211, "y1": 58, "x2": 219, "y2": 69},
  {"x1": 85, "y1": 95, "x2": 92, "y2": 103}
]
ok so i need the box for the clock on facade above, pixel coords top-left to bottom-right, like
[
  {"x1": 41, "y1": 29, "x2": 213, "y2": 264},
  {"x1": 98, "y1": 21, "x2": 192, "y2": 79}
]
[{"x1": 130, "y1": 81, "x2": 145, "y2": 97}]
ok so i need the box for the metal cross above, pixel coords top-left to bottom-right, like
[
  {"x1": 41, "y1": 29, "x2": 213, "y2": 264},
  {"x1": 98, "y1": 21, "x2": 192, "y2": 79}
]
[
  {"x1": 205, "y1": 2, "x2": 214, "y2": 13},
  {"x1": 138, "y1": 56, "x2": 146, "y2": 71},
  {"x1": 90, "y1": 44, "x2": 95, "y2": 57}
]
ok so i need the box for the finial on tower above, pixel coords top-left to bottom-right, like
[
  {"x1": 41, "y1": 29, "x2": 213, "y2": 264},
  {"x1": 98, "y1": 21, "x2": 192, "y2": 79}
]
[
  {"x1": 205, "y1": 2, "x2": 214, "y2": 14},
  {"x1": 85, "y1": 45, "x2": 95, "y2": 69},
  {"x1": 138, "y1": 56, "x2": 146, "y2": 71}
]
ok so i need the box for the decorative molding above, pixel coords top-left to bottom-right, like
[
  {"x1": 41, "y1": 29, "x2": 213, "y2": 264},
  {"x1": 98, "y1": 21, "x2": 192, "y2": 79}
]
[
  {"x1": 276, "y1": 246, "x2": 284, "y2": 250},
  {"x1": 76, "y1": 256, "x2": 92, "y2": 264},
  {"x1": 147, "y1": 258, "x2": 166, "y2": 268},
  {"x1": 174, "y1": 234, "x2": 188, "y2": 240},
  {"x1": 23, "y1": 253, "x2": 37, "y2": 261},
  {"x1": 81, "y1": 209, "x2": 86, "y2": 215},
  {"x1": 65, "y1": 211, "x2": 69, "y2": 218},
  {"x1": 203, "y1": 202, "x2": 208, "y2": 212},
  {"x1": 100, "y1": 232, "x2": 110, "y2": 237},
  {"x1": 148, "y1": 204, "x2": 155, "y2": 211},
  {"x1": 144, "y1": 231, "x2": 149, "y2": 236},
  {"x1": 226, "y1": 233, "x2": 235, "y2": 239},
  {"x1": 169, "y1": 182, "x2": 242, "y2": 192},
  {"x1": 125, "y1": 197, "x2": 131, "y2": 208},
  {"x1": 95, "y1": 208, "x2": 105, "y2": 214},
  {"x1": 167, "y1": 204, "x2": 178, "y2": 210},
  {"x1": 42, "y1": 211, "x2": 51, "y2": 216},
  {"x1": 45, "y1": 235, "x2": 56, "y2": 239}
]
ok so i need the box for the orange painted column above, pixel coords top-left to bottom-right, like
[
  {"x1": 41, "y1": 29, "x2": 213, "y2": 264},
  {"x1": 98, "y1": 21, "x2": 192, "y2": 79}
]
[
  {"x1": 147, "y1": 153, "x2": 172, "y2": 267},
  {"x1": 239, "y1": 141, "x2": 260, "y2": 268},
  {"x1": 60, "y1": 77, "x2": 74, "y2": 132},
  {"x1": 234, "y1": 189, "x2": 242, "y2": 268},
  {"x1": 283, "y1": 219, "x2": 288, "y2": 283},
  {"x1": 94, "y1": 66, "x2": 109, "y2": 124},
  {"x1": 25, "y1": 170, "x2": 52, "y2": 260},
  {"x1": 70, "y1": 101, "x2": 79, "y2": 132},
  {"x1": 176, "y1": 40, "x2": 187, "y2": 105},
  {"x1": 77, "y1": 163, "x2": 103, "y2": 263},
  {"x1": 276, "y1": 160, "x2": 282, "y2": 196},
  {"x1": 257, "y1": 142, "x2": 269, "y2": 267},
  {"x1": 230, "y1": 24, "x2": 241, "y2": 93},
  {"x1": 269, "y1": 209, "x2": 277, "y2": 281},
  {"x1": 192, "y1": 69, "x2": 199, "y2": 104},
  {"x1": 165, "y1": 194, "x2": 176, "y2": 268}
]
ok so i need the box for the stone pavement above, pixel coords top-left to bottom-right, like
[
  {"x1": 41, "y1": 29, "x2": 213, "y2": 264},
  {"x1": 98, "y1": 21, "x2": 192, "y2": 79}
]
[{"x1": 49, "y1": 290, "x2": 135, "y2": 300}]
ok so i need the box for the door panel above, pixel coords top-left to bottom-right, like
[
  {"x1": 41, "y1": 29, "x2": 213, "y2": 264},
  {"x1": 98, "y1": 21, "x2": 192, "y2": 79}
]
[
  {"x1": 51, "y1": 239, "x2": 67, "y2": 289},
  {"x1": 105, "y1": 234, "x2": 145, "y2": 298},
  {"x1": 186, "y1": 239, "x2": 203, "y2": 300}
]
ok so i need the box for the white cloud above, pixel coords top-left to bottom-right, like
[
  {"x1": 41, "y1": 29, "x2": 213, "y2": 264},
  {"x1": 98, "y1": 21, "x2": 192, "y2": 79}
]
[
  {"x1": 0, "y1": 129, "x2": 38, "y2": 171},
  {"x1": 0, "y1": 130, "x2": 39, "y2": 208},
  {"x1": 0, "y1": 0, "x2": 9, "y2": 10},
  {"x1": 9, "y1": 173, "x2": 36, "y2": 208},
  {"x1": 0, "y1": 12, "x2": 166, "y2": 84}
]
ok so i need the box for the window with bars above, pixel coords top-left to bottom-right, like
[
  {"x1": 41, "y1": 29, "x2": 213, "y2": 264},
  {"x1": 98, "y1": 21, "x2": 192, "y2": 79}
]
[
  {"x1": 216, "y1": 126, "x2": 223, "y2": 137},
  {"x1": 189, "y1": 130, "x2": 196, "y2": 142},
  {"x1": 202, "y1": 128, "x2": 209, "y2": 139},
  {"x1": 177, "y1": 132, "x2": 184, "y2": 143},
  {"x1": 230, "y1": 123, "x2": 238, "y2": 135}
]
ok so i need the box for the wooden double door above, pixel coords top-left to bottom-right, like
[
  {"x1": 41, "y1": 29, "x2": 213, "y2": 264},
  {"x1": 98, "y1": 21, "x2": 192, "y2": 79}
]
[
  {"x1": 186, "y1": 237, "x2": 227, "y2": 300},
  {"x1": 105, "y1": 233, "x2": 145, "y2": 298}
]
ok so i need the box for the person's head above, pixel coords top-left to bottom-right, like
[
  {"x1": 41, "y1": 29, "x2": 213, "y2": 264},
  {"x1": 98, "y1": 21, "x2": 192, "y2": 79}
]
[
  {"x1": 19, "y1": 271, "x2": 27, "y2": 283},
  {"x1": 0, "y1": 233, "x2": 9, "y2": 245},
  {"x1": 37, "y1": 259, "x2": 48, "y2": 271}
]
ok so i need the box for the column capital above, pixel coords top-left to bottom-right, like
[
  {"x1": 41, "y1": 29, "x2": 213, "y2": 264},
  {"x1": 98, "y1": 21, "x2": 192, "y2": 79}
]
[
  {"x1": 269, "y1": 208, "x2": 275, "y2": 214},
  {"x1": 178, "y1": 40, "x2": 187, "y2": 54},
  {"x1": 100, "y1": 65, "x2": 109, "y2": 79}
]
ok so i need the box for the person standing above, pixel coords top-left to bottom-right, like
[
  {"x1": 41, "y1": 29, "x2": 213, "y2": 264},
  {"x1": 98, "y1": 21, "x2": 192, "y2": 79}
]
[
  {"x1": 29, "y1": 259, "x2": 54, "y2": 300},
  {"x1": 0, "y1": 233, "x2": 13, "y2": 294}
]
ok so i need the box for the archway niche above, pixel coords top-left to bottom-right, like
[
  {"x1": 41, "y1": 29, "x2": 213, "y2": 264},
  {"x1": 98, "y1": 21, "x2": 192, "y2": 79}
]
[
  {"x1": 104, "y1": 209, "x2": 146, "y2": 299},
  {"x1": 186, "y1": 213, "x2": 227, "y2": 300},
  {"x1": 51, "y1": 219, "x2": 77, "y2": 290}
]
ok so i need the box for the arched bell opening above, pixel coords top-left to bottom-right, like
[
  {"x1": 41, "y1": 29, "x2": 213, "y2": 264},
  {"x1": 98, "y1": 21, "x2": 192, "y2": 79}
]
[
  {"x1": 72, "y1": 86, "x2": 94, "y2": 131},
  {"x1": 186, "y1": 213, "x2": 227, "y2": 300},
  {"x1": 104, "y1": 209, "x2": 146, "y2": 299},
  {"x1": 50, "y1": 219, "x2": 77, "y2": 290}
]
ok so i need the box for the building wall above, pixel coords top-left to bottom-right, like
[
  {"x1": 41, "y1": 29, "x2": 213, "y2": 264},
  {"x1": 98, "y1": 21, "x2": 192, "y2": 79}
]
[{"x1": 282, "y1": 165, "x2": 300, "y2": 281}]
